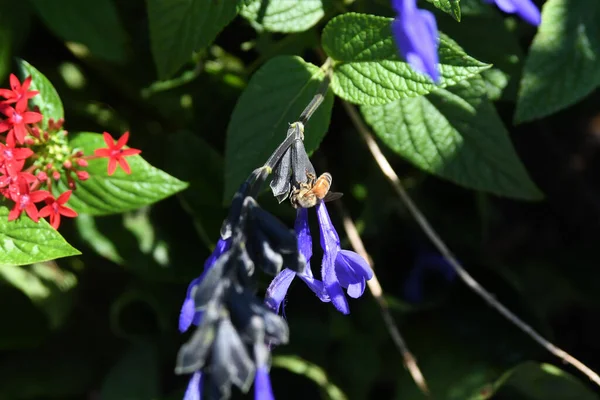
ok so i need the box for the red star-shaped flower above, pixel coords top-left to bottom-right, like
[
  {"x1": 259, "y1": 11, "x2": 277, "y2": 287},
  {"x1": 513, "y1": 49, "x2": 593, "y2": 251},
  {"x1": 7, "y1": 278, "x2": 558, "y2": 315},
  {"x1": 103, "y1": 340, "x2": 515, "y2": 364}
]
[
  {"x1": 8, "y1": 179, "x2": 50, "y2": 222},
  {"x1": 93, "y1": 132, "x2": 141, "y2": 175},
  {"x1": 39, "y1": 190, "x2": 78, "y2": 229},
  {"x1": 0, "y1": 142, "x2": 33, "y2": 176},
  {"x1": 0, "y1": 102, "x2": 43, "y2": 144},
  {"x1": 0, "y1": 74, "x2": 39, "y2": 110}
]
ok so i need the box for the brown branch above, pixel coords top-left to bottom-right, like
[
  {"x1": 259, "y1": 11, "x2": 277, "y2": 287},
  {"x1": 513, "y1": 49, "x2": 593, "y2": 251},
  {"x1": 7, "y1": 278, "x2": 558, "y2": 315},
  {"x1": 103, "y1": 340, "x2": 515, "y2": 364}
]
[{"x1": 341, "y1": 100, "x2": 600, "y2": 388}]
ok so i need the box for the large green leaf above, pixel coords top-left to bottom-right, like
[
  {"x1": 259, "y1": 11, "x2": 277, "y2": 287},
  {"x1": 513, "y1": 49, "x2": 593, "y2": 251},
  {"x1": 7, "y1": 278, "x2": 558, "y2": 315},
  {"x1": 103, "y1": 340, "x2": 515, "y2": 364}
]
[
  {"x1": 361, "y1": 75, "x2": 543, "y2": 200},
  {"x1": 147, "y1": 0, "x2": 250, "y2": 79},
  {"x1": 29, "y1": 0, "x2": 128, "y2": 63},
  {"x1": 515, "y1": 0, "x2": 600, "y2": 123},
  {"x1": 490, "y1": 362, "x2": 599, "y2": 399},
  {"x1": 56, "y1": 132, "x2": 188, "y2": 215},
  {"x1": 322, "y1": 13, "x2": 490, "y2": 105},
  {"x1": 425, "y1": 0, "x2": 461, "y2": 21},
  {"x1": 0, "y1": 206, "x2": 80, "y2": 265},
  {"x1": 224, "y1": 55, "x2": 334, "y2": 200},
  {"x1": 240, "y1": 0, "x2": 328, "y2": 32},
  {"x1": 16, "y1": 59, "x2": 64, "y2": 128},
  {"x1": 0, "y1": 262, "x2": 77, "y2": 329}
]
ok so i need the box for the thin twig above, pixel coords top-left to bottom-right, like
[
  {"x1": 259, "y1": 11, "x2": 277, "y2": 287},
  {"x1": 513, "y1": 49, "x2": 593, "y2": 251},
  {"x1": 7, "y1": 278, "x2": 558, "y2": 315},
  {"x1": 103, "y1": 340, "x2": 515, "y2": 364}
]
[
  {"x1": 334, "y1": 200, "x2": 430, "y2": 396},
  {"x1": 341, "y1": 100, "x2": 600, "y2": 388}
]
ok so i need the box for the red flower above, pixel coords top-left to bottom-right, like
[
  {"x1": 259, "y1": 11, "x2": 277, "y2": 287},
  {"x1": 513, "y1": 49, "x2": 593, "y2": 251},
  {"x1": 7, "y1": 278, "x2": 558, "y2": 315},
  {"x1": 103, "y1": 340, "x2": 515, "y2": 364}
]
[
  {"x1": 93, "y1": 132, "x2": 141, "y2": 175},
  {"x1": 0, "y1": 102, "x2": 43, "y2": 144},
  {"x1": 0, "y1": 142, "x2": 33, "y2": 176},
  {"x1": 8, "y1": 179, "x2": 50, "y2": 222},
  {"x1": 0, "y1": 171, "x2": 36, "y2": 199},
  {"x1": 39, "y1": 190, "x2": 78, "y2": 229},
  {"x1": 0, "y1": 74, "x2": 39, "y2": 110}
]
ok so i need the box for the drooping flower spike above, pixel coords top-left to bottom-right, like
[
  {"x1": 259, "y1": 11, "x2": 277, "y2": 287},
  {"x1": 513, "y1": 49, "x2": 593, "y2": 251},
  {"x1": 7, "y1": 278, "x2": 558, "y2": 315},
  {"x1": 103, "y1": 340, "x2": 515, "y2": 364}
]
[{"x1": 93, "y1": 131, "x2": 141, "y2": 175}]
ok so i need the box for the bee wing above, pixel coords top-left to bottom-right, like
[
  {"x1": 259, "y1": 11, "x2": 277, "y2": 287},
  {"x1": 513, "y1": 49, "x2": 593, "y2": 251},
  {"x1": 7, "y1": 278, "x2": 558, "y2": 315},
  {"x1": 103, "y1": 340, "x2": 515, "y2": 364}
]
[{"x1": 323, "y1": 191, "x2": 343, "y2": 203}]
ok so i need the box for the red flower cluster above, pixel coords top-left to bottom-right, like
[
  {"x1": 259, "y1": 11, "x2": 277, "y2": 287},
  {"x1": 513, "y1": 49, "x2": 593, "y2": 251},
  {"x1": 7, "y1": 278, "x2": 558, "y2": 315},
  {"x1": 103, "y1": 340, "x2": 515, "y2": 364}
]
[{"x1": 0, "y1": 73, "x2": 141, "y2": 229}]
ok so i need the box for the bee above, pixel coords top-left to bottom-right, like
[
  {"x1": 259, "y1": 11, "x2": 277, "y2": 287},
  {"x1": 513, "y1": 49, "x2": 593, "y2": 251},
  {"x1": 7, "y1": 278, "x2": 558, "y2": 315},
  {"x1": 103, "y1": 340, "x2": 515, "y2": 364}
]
[{"x1": 290, "y1": 172, "x2": 343, "y2": 209}]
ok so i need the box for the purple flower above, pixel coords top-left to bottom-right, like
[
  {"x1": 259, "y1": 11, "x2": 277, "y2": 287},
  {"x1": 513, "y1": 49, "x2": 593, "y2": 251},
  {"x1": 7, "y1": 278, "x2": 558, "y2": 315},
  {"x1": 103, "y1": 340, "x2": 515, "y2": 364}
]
[
  {"x1": 254, "y1": 367, "x2": 275, "y2": 400},
  {"x1": 266, "y1": 204, "x2": 373, "y2": 315},
  {"x1": 484, "y1": 0, "x2": 541, "y2": 26},
  {"x1": 317, "y1": 202, "x2": 373, "y2": 314},
  {"x1": 179, "y1": 237, "x2": 232, "y2": 333},
  {"x1": 391, "y1": 0, "x2": 440, "y2": 82},
  {"x1": 265, "y1": 208, "x2": 327, "y2": 314},
  {"x1": 183, "y1": 371, "x2": 202, "y2": 400}
]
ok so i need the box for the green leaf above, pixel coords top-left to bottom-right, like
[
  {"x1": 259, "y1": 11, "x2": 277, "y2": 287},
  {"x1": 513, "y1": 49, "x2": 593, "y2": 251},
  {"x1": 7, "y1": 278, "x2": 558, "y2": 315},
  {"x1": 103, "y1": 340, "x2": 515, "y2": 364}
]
[
  {"x1": 273, "y1": 356, "x2": 348, "y2": 400},
  {"x1": 166, "y1": 131, "x2": 226, "y2": 247},
  {"x1": 361, "y1": 75, "x2": 543, "y2": 200},
  {"x1": 147, "y1": 0, "x2": 250, "y2": 79},
  {"x1": 425, "y1": 0, "x2": 461, "y2": 21},
  {"x1": 100, "y1": 340, "x2": 160, "y2": 399},
  {"x1": 56, "y1": 132, "x2": 188, "y2": 215},
  {"x1": 435, "y1": 5, "x2": 524, "y2": 101},
  {"x1": 240, "y1": 0, "x2": 328, "y2": 32},
  {"x1": 0, "y1": 206, "x2": 80, "y2": 265},
  {"x1": 490, "y1": 362, "x2": 599, "y2": 399},
  {"x1": 224, "y1": 55, "x2": 333, "y2": 200},
  {"x1": 0, "y1": 262, "x2": 77, "y2": 329},
  {"x1": 16, "y1": 59, "x2": 64, "y2": 128},
  {"x1": 29, "y1": 0, "x2": 128, "y2": 63},
  {"x1": 515, "y1": 0, "x2": 600, "y2": 123},
  {"x1": 321, "y1": 13, "x2": 490, "y2": 105}
]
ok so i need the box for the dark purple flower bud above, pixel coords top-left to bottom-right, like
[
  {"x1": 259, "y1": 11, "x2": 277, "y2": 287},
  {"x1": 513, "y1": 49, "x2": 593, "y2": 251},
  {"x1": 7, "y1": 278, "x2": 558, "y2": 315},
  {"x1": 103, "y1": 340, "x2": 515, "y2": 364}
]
[
  {"x1": 183, "y1": 371, "x2": 202, "y2": 400},
  {"x1": 391, "y1": 0, "x2": 440, "y2": 82},
  {"x1": 317, "y1": 203, "x2": 373, "y2": 314},
  {"x1": 484, "y1": 0, "x2": 541, "y2": 26}
]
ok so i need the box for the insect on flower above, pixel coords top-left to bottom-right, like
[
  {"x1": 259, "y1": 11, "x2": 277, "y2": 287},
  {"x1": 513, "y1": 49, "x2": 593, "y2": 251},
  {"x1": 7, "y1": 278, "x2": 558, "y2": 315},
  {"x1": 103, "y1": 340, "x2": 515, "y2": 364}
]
[{"x1": 290, "y1": 172, "x2": 343, "y2": 209}]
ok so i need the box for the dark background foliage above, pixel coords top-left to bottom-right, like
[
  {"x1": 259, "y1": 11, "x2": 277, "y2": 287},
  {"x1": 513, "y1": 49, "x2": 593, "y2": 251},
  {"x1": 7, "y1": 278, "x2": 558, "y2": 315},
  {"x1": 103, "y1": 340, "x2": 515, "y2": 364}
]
[{"x1": 1, "y1": 0, "x2": 599, "y2": 399}]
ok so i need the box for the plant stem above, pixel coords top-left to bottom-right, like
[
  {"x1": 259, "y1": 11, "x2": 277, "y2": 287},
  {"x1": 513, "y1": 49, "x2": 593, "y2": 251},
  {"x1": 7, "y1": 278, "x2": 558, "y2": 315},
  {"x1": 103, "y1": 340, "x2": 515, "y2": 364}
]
[{"x1": 341, "y1": 99, "x2": 600, "y2": 388}]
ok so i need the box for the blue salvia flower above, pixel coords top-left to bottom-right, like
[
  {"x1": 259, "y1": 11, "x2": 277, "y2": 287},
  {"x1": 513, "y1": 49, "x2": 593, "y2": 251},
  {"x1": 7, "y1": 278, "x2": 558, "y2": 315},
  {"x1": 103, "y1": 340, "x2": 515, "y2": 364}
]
[
  {"x1": 265, "y1": 208, "x2": 328, "y2": 314},
  {"x1": 266, "y1": 204, "x2": 373, "y2": 315},
  {"x1": 179, "y1": 237, "x2": 232, "y2": 333},
  {"x1": 391, "y1": 0, "x2": 440, "y2": 82},
  {"x1": 484, "y1": 0, "x2": 541, "y2": 26},
  {"x1": 317, "y1": 202, "x2": 373, "y2": 314}
]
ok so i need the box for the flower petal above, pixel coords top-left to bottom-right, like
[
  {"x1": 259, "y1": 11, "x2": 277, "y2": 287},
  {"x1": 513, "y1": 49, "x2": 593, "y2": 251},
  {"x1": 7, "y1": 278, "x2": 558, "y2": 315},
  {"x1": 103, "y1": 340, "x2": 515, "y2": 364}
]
[
  {"x1": 392, "y1": 5, "x2": 440, "y2": 82},
  {"x1": 322, "y1": 251, "x2": 349, "y2": 314},
  {"x1": 57, "y1": 190, "x2": 72, "y2": 204},
  {"x1": 118, "y1": 157, "x2": 132, "y2": 174},
  {"x1": 294, "y1": 207, "x2": 312, "y2": 262},
  {"x1": 102, "y1": 132, "x2": 115, "y2": 148},
  {"x1": 107, "y1": 157, "x2": 117, "y2": 175},
  {"x1": 338, "y1": 250, "x2": 373, "y2": 281},
  {"x1": 254, "y1": 366, "x2": 275, "y2": 400},
  {"x1": 183, "y1": 371, "x2": 203, "y2": 400},
  {"x1": 116, "y1": 131, "x2": 130, "y2": 149},
  {"x1": 179, "y1": 297, "x2": 197, "y2": 333},
  {"x1": 265, "y1": 268, "x2": 296, "y2": 313}
]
